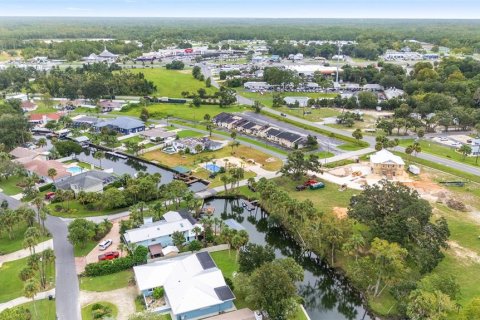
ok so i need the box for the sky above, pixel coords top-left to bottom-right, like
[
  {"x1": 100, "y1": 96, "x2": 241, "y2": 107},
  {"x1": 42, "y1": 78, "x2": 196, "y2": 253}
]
[{"x1": 0, "y1": 0, "x2": 478, "y2": 19}]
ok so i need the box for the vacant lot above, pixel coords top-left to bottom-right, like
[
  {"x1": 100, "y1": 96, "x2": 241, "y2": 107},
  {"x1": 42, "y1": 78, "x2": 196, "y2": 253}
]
[
  {"x1": 80, "y1": 270, "x2": 133, "y2": 292},
  {"x1": 129, "y1": 68, "x2": 217, "y2": 97},
  {"x1": 117, "y1": 103, "x2": 247, "y2": 122},
  {"x1": 143, "y1": 144, "x2": 282, "y2": 172},
  {"x1": 238, "y1": 89, "x2": 338, "y2": 108},
  {"x1": 0, "y1": 299, "x2": 56, "y2": 320},
  {"x1": 276, "y1": 106, "x2": 341, "y2": 122}
]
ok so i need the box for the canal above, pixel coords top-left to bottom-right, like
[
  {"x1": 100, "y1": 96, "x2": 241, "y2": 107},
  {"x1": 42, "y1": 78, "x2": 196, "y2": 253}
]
[{"x1": 203, "y1": 198, "x2": 371, "y2": 320}]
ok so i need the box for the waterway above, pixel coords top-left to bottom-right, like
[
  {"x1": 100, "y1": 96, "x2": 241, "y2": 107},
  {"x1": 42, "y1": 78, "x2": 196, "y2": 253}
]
[{"x1": 203, "y1": 198, "x2": 372, "y2": 320}]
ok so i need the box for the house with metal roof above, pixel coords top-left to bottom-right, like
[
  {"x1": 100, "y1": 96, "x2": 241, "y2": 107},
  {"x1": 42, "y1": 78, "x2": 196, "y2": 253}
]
[
  {"x1": 95, "y1": 117, "x2": 145, "y2": 135},
  {"x1": 370, "y1": 149, "x2": 405, "y2": 178},
  {"x1": 133, "y1": 251, "x2": 235, "y2": 319},
  {"x1": 123, "y1": 210, "x2": 199, "y2": 249}
]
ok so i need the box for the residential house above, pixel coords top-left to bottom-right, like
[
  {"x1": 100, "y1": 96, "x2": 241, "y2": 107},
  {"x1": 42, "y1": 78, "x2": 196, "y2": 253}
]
[
  {"x1": 21, "y1": 100, "x2": 38, "y2": 112},
  {"x1": 28, "y1": 113, "x2": 62, "y2": 126},
  {"x1": 133, "y1": 252, "x2": 235, "y2": 319},
  {"x1": 213, "y1": 113, "x2": 243, "y2": 130},
  {"x1": 9, "y1": 147, "x2": 47, "y2": 163},
  {"x1": 54, "y1": 171, "x2": 116, "y2": 194},
  {"x1": 22, "y1": 159, "x2": 70, "y2": 182},
  {"x1": 98, "y1": 100, "x2": 124, "y2": 112},
  {"x1": 95, "y1": 117, "x2": 145, "y2": 135},
  {"x1": 123, "y1": 210, "x2": 199, "y2": 250},
  {"x1": 470, "y1": 138, "x2": 480, "y2": 156},
  {"x1": 370, "y1": 149, "x2": 405, "y2": 178},
  {"x1": 141, "y1": 129, "x2": 177, "y2": 143},
  {"x1": 72, "y1": 116, "x2": 100, "y2": 128},
  {"x1": 384, "y1": 88, "x2": 405, "y2": 100},
  {"x1": 173, "y1": 138, "x2": 224, "y2": 154},
  {"x1": 363, "y1": 84, "x2": 384, "y2": 92}
]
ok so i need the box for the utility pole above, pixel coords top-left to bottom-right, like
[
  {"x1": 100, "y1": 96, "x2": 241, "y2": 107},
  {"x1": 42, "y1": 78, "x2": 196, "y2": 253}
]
[{"x1": 335, "y1": 41, "x2": 341, "y2": 84}]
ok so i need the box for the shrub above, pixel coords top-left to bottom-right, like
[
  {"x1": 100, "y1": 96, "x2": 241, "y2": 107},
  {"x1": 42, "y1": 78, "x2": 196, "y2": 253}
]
[
  {"x1": 152, "y1": 287, "x2": 165, "y2": 300},
  {"x1": 84, "y1": 256, "x2": 135, "y2": 276},
  {"x1": 224, "y1": 277, "x2": 234, "y2": 291},
  {"x1": 38, "y1": 183, "x2": 53, "y2": 192},
  {"x1": 187, "y1": 240, "x2": 202, "y2": 252},
  {"x1": 91, "y1": 303, "x2": 113, "y2": 319}
]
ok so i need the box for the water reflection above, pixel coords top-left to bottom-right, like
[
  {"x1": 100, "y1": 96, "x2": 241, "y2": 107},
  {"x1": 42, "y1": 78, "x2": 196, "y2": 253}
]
[{"x1": 203, "y1": 198, "x2": 371, "y2": 320}]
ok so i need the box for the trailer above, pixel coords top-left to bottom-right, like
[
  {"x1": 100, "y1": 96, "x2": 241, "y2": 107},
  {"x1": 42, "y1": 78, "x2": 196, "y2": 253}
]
[{"x1": 309, "y1": 182, "x2": 325, "y2": 190}]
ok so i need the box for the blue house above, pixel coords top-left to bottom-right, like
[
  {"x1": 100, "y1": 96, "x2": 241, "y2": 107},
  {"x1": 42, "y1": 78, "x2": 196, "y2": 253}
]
[
  {"x1": 95, "y1": 116, "x2": 145, "y2": 135},
  {"x1": 134, "y1": 252, "x2": 235, "y2": 319},
  {"x1": 123, "y1": 211, "x2": 199, "y2": 257}
]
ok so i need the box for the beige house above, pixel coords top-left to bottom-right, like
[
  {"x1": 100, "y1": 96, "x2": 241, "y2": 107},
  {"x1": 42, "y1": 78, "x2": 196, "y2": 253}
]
[{"x1": 370, "y1": 149, "x2": 405, "y2": 178}]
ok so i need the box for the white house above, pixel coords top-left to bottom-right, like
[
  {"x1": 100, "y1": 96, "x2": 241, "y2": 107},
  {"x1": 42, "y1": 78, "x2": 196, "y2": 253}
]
[{"x1": 133, "y1": 252, "x2": 235, "y2": 319}]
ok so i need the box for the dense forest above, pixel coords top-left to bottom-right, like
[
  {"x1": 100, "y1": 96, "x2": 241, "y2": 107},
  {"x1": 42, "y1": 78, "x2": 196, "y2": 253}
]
[{"x1": 1, "y1": 18, "x2": 480, "y2": 52}]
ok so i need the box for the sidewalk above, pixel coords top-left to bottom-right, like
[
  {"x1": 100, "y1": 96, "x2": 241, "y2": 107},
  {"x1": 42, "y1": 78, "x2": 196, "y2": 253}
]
[
  {"x1": 0, "y1": 288, "x2": 55, "y2": 312},
  {"x1": 0, "y1": 239, "x2": 54, "y2": 267}
]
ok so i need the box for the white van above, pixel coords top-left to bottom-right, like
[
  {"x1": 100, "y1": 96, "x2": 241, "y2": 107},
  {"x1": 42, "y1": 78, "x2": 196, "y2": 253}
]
[{"x1": 99, "y1": 239, "x2": 113, "y2": 251}]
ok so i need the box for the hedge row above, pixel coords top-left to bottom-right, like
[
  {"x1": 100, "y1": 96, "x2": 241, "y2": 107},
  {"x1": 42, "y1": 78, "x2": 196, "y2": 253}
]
[
  {"x1": 84, "y1": 256, "x2": 135, "y2": 276},
  {"x1": 38, "y1": 183, "x2": 53, "y2": 192},
  {"x1": 262, "y1": 110, "x2": 370, "y2": 147}
]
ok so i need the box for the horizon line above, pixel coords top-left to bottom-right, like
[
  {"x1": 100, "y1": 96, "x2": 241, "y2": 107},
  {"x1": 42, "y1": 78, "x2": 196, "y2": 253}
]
[{"x1": 0, "y1": 16, "x2": 479, "y2": 20}]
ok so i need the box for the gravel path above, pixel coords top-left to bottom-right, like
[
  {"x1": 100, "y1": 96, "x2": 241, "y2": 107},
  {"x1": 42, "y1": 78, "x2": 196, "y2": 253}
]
[{"x1": 79, "y1": 286, "x2": 137, "y2": 320}]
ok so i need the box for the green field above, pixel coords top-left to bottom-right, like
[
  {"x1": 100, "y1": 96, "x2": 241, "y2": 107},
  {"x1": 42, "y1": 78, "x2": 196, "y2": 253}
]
[
  {"x1": 79, "y1": 270, "x2": 133, "y2": 292},
  {"x1": 0, "y1": 175, "x2": 24, "y2": 195},
  {"x1": 81, "y1": 301, "x2": 118, "y2": 320},
  {"x1": 176, "y1": 129, "x2": 205, "y2": 138},
  {"x1": 47, "y1": 200, "x2": 126, "y2": 218},
  {"x1": 73, "y1": 240, "x2": 97, "y2": 257},
  {"x1": 238, "y1": 89, "x2": 338, "y2": 108},
  {"x1": 117, "y1": 103, "x2": 247, "y2": 122},
  {"x1": 0, "y1": 256, "x2": 55, "y2": 303},
  {"x1": 0, "y1": 222, "x2": 50, "y2": 255},
  {"x1": 129, "y1": 68, "x2": 217, "y2": 97},
  {"x1": 276, "y1": 106, "x2": 341, "y2": 122},
  {"x1": 399, "y1": 139, "x2": 480, "y2": 168},
  {"x1": 0, "y1": 298, "x2": 56, "y2": 320}
]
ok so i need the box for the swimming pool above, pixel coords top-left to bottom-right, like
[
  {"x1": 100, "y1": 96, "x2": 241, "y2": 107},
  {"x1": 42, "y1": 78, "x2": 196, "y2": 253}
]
[
  {"x1": 205, "y1": 163, "x2": 221, "y2": 173},
  {"x1": 67, "y1": 166, "x2": 82, "y2": 174}
]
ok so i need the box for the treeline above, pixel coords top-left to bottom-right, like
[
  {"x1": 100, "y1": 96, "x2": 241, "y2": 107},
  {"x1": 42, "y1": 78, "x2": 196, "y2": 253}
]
[
  {"x1": 255, "y1": 177, "x2": 453, "y2": 318},
  {"x1": 0, "y1": 100, "x2": 30, "y2": 150},
  {"x1": 21, "y1": 40, "x2": 142, "y2": 61},
  {"x1": 1, "y1": 18, "x2": 480, "y2": 51},
  {"x1": 35, "y1": 63, "x2": 156, "y2": 99}
]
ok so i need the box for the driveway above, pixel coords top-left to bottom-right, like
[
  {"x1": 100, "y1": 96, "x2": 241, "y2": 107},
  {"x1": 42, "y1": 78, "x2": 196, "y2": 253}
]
[{"x1": 75, "y1": 218, "x2": 128, "y2": 274}]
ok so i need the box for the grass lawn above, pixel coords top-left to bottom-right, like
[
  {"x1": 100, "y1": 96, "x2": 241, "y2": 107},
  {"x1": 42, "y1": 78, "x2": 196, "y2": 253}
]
[
  {"x1": 81, "y1": 301, "x2": 118, "y2": 320},
  {"x1": 272, "y1": 176, "x2": 357, "y2": 215},
  {"x1": 73, "y1": 240, "x2": 97, "y2": 257},
  {"x1": 337, "y1": 142, "x2": 366, "y2": 151},
  {"x1": 276, "y1": 106, "x2": 341, "y2": 122},
  {"x1": 0, "y1": 256, "x2": 55, "y2": 303},
  {"x1": 316, "y1": 151, "x2": 335, "y2": 159},
  {"x1": 129, "y1": 68, "x2": 217, "y2": 97},
  {"x1": 29, "y1": 101, "x2": 57, "y2": 114},
  {"x1": 176, "y1": 130, "x2": 205, "y2": 138},
  {"x1": 237, "y1": 90, "x2": 338, "y2": 108},
  {"x1": 0, "y1": 299, "x2": 56, "y2": 320},
  {"x1": 47, "y1": 200, "x2": 126, "y2": 218},
  {"x1": 0, "y1": 222, "x2": 50, "y2": 255},
  {"x1": 195, "y1": 168, "x2": 257, "y2": 189},
  {"x1": 121, "y1": 135, "x2": 146, "y2": 144},
  {"x1": 0, "y1": 175, "x2": 24, "y2": 195},
  {"x1": 116, "y1": 103, "x2": 247, "y2": 122},
  {"x1": 398, "y1": 139, "x2": 480, "y2": 168},
  {"x1": 79, "y1": 270, "x2": 133, "y2": 292},
  {"x1": 143, "y1": 144, "x2": 282, "y2": 172}
]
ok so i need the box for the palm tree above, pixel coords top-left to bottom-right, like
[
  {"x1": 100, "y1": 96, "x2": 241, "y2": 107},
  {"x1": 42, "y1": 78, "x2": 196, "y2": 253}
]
[
  {"x1": 39, "y1": 248, "x2": 55, "y2": 289},
  {"x1": 192, "y1": 226, "x2": 202, "y2": 240},
  {"x1": 32, "y1": 196, "x2": 44, "y2": 225},
  {"x1": 117, "y1": 242, "x2": 127, "y2": 257},
  {"x1": 24, "y1": 278, "x2": 40, "y2": 318},
  {"x1": 37, "y1": 138, "x2": 47, "y2": 148},
  {"x1": 47, "y1": 168, "x2": 57, "y2": 184},
  {"x1": 213, "y1": 217, "x2": 221, "y2": 235},
  {"x1": 1, "y1": 209, "x2": 18, "y2": 239},
  {"x1": 24, "y1": 226, "x2": 41, "y2": 255},
  {"x1": 93, "y1": 150, "x2": 105, "y2": 169},
  {"x1": 39, "y1": 207, "x2": 49, "y2": 235}
]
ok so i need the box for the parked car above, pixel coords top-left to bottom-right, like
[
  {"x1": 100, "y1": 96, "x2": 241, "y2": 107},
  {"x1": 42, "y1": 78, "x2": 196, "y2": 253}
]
[
  {"x1": 98, "y1": 239, "x2": 113, "y2": 251},
  {"x1": 98, "y1": 251, "x2": 120, "y2": 261},
  {"x1": 280, "y1": 113, "x2": 287, "y2": 117},
  {"x1": 44, "y1": 192, "x2": 55, "y2": 200}
]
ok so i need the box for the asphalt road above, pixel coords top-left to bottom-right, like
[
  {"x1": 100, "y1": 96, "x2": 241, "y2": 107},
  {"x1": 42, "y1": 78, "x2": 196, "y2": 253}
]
[{"x1": 45, "y1": 215, "x2": 81, "y2": 320}]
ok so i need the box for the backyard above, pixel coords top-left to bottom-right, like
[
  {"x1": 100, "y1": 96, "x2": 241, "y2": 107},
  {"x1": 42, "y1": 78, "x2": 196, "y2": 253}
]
[
  {"x1": 0, "y1": 175, "x2": 24, "y2": 195},
  {"x1": 81, "y1": 301, "x2": 118, "y2": 320},
  {"x1": 129, "y1": 68, "x2": 217, "y2": 97}
]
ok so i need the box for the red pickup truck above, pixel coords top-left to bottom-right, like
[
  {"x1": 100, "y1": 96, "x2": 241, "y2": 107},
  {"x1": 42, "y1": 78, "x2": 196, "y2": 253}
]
[{"x1": 98, "y1": 251, "x2": 120, "y2": 261}]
